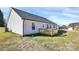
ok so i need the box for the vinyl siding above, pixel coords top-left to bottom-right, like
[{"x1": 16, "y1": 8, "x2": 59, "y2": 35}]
[
  {"x1": 23, "y1": 20, "x2": 58, "y2": 35},
  {"x1": 7, "y1": 9, "x2": 23, "y2": 35}
]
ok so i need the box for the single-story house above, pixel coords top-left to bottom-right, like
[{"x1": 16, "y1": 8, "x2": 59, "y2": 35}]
[
  {"x1": 68, "y1": 26, "x2": 79, "y2": 31},
  {"x1": 68, "y1": 22, "x2": 79, "y2": 31},
  {"x1": 7, "y1": 7, "x2": 58, "y2": 36},
  {"x1": 68, "y1": 27, "x2": 73, "y2": 31}
]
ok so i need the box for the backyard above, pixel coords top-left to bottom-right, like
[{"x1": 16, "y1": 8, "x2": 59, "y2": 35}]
[{"x1": 0, "y1": 27, "x2": 79, "y2": 51}]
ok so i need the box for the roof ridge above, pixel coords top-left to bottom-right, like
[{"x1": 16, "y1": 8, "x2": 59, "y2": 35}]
[
  {"x1": 11, "y1": 7, "x2": 47, "y2": 19},
  {"x1": 11, "y1": 7, "x2": 56, "y2": 24}
]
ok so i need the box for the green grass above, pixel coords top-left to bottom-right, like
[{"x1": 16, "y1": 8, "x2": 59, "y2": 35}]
[
  {"x1": 32, "y1": 31, "x2": 79, "y2": 50},
  {"x1": 0, "y1": 27, "x2": 79, "y2": 51},
  {"x1": 0, "y1": 28, "x2": 16, "y2": 42}
]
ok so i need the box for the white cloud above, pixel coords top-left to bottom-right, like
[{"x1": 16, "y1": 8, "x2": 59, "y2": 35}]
[
  {"x1": 63, "y1": 7, "x2": 79, "y2": 13},
  {"x1": 60, "y1": 7, "x2": 79, "y2": 18},
  {"x1": 43, "y1": 7, "x2": 79, "y2": 19},
  {"x1": 63, "y1": 13, "x2": 79, "y2": 18}
]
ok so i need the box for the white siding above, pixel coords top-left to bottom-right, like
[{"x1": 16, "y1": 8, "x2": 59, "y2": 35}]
[
  {"x1": 68, "y1": 27, "x2": 73, "y2": 31},
  {"x1": 7, "y1": 9, "x2": 58, "y2": 35},
  {"x1": 7, "y1": 9, "x2": 23, "y2": 35},
  {"x1": 51, "y1": 23, "x2": 58, "y2": 29},
  {"x1": 23, "y1": 20, "x2": 58, "y2": 35}
]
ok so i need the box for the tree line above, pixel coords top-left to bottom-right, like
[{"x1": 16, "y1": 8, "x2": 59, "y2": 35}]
[{"x1": 0, "y1": 10, "x2": 4, "y2": 27}]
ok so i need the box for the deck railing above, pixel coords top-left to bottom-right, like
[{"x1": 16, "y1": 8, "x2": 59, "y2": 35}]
[{"x1": 39, "y1": 28, "x2": 58, "y2": 36}]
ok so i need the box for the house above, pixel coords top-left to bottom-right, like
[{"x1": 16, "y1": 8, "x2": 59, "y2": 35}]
[
  {"x1": 68, "y1": 27, "x2": 74, "y2": 31},
  {"x1": 7, "y1": 7, "x2": 58, "y2": 36},
  {"x1": 68, "y1": 22, "x2": 79, "y2": 31},
  {"x1": 68, "y1": 26, "x2": 79, "y2": 31}
]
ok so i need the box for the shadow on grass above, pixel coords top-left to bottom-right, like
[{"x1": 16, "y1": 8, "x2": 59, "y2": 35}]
[
  {"x1": 53, "y1": 30, "x2": 67, "y2": 37},
  {"x1": 24, "y1": 33, "x2": 53, "y2": 37},
  {"x1": 24, "y1": 30, "x2": 67, "y2": 37}
]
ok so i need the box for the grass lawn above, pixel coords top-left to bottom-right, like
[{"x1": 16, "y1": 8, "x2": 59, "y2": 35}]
[
  {"x1": 0, "y1": 27, "x2": 79, "y2": 51},
  {"x1": 0, "y1": 27, "x2": 16, "y2": 41}
]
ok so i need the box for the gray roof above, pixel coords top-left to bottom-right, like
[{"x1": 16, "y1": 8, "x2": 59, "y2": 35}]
[{"x1": 12, "y1": 7, "x2": 55, "y2": 24}]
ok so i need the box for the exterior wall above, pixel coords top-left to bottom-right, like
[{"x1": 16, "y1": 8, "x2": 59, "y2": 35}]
[
  {"x1": 23, "y1": 20, "x2": 58, "y2": 35},
  {"x1": 68, "y1": 27, "x2": 73, "y2": 31},
  {"x1": 7, "y1": 9, "x2": 23, "y2": 35},
  {"x1": 7, "y1": 8, "x2": 58, "y2": 35},
  {"x1": 51, "y1": 23, "x2": 58, "y2": 29}
]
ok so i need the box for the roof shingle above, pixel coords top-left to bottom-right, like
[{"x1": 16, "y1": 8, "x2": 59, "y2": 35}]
[{"x1": 12, "y1": 7, "x2": 55, "y2": 24}]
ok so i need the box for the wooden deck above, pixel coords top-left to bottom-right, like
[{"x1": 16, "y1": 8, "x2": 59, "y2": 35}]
[{"x1": 39, "y1": 28, "x2": 58, "y2": 36}]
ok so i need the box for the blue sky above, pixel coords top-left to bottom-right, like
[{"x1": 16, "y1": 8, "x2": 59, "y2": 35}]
[{"x1": 0, "y1": 7, "x2": 79, "y2": 25}]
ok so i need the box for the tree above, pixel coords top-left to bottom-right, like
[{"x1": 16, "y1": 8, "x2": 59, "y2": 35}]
[
  {"x1": 0, "y1": 10, "x2": 4, "y2": 27},
  {"x1": 59, "y1": 25, "x2": 68, "y2": 29}
]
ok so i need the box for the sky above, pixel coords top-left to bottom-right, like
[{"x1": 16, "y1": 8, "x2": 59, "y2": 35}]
[{"x1": 0, "y1": 7, "x2": 79, "y2": 25}]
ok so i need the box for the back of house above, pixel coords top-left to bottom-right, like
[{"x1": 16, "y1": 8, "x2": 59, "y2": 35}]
[{"x1": 7, "y1": 7, "x2": 59, "y2": 36}]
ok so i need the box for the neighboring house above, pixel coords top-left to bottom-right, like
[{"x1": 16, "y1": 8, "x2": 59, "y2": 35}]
[
  {"x1": 68, "y1": 26, "x2": 79, "y2": 31},
  {"x1": 68, "y1": 22, "x2": 79, "y2": 31},
  {"x1": 7, "y1": 7, "x2": 58, "y2": 36},
  {"x1": 75, "y1": 26, "x2": 79, "y2": 30},
  {"x1": 68, "y1": 27, "x2": 73, "y2": 31}
]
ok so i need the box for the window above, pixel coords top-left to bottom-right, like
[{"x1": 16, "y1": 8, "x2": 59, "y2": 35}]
[
  {"x1": 53, "y1": 24, "x2": 55, "y2": 28},
  {"x1": 47, "y1": 24, "x2": 49, "y2": 28},
  {"x1": 32, "y1": 23, "x2": 35, "y2": 30},
  {"x1": 50, "y1": 25, "x2": 51, "y2": 28},
  {"x1": 43, "y1": 24, "x2": 44, "y2": 28}
]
